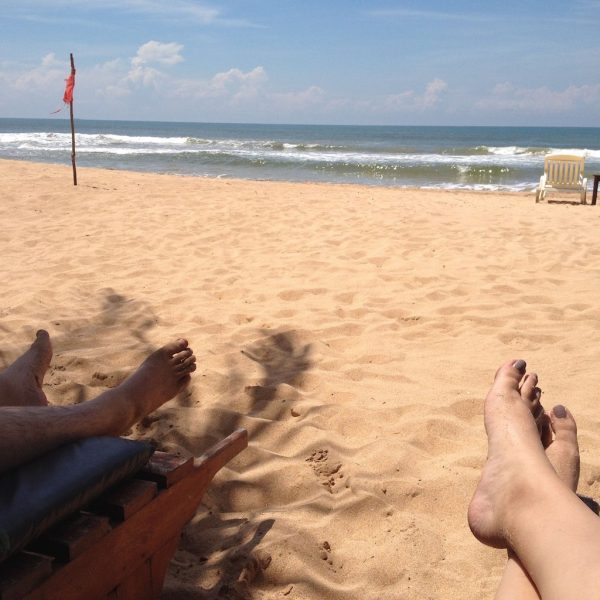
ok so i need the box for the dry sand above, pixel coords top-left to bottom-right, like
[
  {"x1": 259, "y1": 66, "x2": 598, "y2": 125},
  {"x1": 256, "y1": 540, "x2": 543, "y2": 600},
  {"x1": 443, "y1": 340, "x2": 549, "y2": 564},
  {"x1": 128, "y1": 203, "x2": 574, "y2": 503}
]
[{"x1": 2, "y1": 158, "x2": 600, "y2": 599}]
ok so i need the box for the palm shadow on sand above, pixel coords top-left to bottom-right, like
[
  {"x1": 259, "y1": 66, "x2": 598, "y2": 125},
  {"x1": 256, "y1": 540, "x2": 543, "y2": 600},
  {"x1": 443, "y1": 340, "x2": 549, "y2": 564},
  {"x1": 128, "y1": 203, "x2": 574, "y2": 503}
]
[
  {"x1": 3, "y1": 298, "x2": 311, "y2": 599},
  {"x1": 165, "y1": 330, "x2": 313, "y2": 598}
]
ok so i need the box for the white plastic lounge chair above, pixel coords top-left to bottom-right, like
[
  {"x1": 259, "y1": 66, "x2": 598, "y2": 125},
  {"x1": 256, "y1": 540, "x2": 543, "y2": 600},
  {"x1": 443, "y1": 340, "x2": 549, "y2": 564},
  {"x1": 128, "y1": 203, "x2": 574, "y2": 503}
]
[{"x1": 535, "y1": 154, "x2": 587, "y2": 204}]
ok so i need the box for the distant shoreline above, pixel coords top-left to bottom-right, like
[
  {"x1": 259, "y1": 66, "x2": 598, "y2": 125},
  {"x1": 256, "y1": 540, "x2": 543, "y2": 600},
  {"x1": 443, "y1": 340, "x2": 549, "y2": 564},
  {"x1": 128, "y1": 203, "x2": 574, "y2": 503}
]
[
  {"x1": 0, "y1": 157, "x2": 532, "y2": 198},
  {"x1": 3, "y1": 117, "x2": 600, "y2": 130},
  {"x1": 2, "y1": 119, "x2": 598, "y2": 191}
]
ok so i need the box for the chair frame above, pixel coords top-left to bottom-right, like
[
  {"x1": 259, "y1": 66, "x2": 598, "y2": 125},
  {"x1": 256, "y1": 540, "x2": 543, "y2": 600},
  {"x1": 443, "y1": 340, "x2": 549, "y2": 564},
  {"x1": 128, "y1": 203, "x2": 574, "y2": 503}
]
[
  {"x1": 535, "y1": 154, "x2": 587, "y2": 204},
  {"x1": 0, "y1": 429, "x2": 248, "y2": 600}
]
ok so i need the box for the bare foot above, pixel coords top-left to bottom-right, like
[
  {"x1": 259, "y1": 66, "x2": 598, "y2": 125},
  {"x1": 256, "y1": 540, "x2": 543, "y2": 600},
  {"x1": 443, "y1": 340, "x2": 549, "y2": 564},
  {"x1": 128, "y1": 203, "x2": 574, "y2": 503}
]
[
  {"x1": 467, "y1": 360, "x2": 558, "y2": 548},
  {"x1": 543, "y1": 405, "x2": 580, "y2": 491},
  {"x1": 495, "y1": 399, "x2": 580, "y2": 600},
  {"x1": 516, "y1": 370, "x2": 580, "y2": 491},
  {"x1": 85, "y1": 339, "x2": 197, "y2": 435},
  {"x1": 0, "y1": 330, "x2": 52, "y2": 406}
]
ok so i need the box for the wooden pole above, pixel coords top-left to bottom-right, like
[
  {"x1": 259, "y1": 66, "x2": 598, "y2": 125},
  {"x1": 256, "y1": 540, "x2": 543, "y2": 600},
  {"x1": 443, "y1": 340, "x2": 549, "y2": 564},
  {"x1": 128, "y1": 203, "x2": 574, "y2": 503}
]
[{"x1": 69, "y1": 53, "x2": 77, "y2": 186}]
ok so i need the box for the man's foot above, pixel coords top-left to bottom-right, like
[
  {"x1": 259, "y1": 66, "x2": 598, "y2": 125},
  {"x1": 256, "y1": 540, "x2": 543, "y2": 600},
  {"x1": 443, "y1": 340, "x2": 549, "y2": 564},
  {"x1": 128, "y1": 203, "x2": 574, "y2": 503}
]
[
  {"x1": 467, "y1": 360, "x2": 559, "y2": 548},
  {"x1": 0, "y1": 330, "x2": 52, "y2": 406},
  {"x1": 87, "y1": 339, "x2": 196, "y2": 435}
]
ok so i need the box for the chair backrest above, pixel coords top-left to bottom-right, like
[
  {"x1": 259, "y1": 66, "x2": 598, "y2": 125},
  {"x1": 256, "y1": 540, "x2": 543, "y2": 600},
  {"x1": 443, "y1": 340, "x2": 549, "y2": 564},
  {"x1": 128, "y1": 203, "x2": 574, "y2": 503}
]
[{"x1": 544, "y1": 154, "x2": 585, "y2": 188}]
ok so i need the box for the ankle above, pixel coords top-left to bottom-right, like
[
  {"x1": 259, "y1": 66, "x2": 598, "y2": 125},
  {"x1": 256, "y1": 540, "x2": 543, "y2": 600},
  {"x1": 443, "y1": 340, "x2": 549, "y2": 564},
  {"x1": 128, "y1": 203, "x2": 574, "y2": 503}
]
[{"x1": 82, "y1": 391, "x2": 137, "y2": 437}]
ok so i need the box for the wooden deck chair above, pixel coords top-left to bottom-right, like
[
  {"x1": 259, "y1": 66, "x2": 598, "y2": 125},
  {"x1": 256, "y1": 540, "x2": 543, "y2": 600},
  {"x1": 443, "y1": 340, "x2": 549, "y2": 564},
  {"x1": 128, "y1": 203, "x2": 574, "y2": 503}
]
[
  {"x1": 535, "y1": 154, "x2": 587, "y2": 204},
  {"x1": 0, "y1": 428, "x2": 247, "y2": 600}
]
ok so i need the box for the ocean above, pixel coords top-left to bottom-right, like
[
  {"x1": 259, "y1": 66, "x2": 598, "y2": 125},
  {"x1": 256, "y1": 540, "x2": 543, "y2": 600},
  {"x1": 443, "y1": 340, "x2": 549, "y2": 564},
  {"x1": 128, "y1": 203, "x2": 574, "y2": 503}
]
[{"x1": 1, "y1": 118, "x2": 599, "y2": 191}]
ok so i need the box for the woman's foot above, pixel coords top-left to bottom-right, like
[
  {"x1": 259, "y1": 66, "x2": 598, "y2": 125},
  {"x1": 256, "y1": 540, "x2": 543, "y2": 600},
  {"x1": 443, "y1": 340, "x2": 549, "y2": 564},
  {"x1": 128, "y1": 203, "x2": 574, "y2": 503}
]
[
  {"x1": 542, "y1": 405, "x2": 580, "y2": 491},
  {"x1": 467, "y1": 360, "x2": 559, "y2": 548},
  {"x1": 518, "y1": 369, "x2": 580, "y2": 490},
  {"x1": 494, "y1": 402, "x2": 581, "y2": 600},
  {"x1": 0, "y1": 330, "x2": 52, "y2": 407}
]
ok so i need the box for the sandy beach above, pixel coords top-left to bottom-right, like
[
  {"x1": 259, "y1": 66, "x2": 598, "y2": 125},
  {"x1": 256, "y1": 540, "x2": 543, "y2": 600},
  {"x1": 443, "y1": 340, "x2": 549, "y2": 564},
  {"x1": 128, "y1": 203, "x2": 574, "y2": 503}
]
[{"x1": 3, "y1": 158, "x2": 600, "y2": 599}]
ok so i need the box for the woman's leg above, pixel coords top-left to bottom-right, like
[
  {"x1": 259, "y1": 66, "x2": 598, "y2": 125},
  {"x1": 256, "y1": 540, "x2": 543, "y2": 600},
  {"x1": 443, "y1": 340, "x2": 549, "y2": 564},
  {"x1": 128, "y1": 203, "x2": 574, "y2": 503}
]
[
  {"x1": 468, "y1": 360, "x2": 600, "y2": 600},
  {"x1": 494, "y1": 404, "x2": 580, "y2": 599}
]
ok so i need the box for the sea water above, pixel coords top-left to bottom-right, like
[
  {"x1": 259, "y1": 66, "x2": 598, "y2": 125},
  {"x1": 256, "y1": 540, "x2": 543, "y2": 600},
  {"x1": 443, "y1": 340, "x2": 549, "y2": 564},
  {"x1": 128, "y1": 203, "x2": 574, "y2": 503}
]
[{"x1": 1, "y1": 118, "x2": 599, "y2": 191}]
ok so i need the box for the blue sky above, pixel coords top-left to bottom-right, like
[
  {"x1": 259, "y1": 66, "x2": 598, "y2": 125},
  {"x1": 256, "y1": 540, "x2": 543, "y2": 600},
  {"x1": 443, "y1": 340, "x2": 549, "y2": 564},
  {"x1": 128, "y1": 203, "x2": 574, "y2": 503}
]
[{"x1": 2, "y1": 0, "x2": 600, "y2": 126}]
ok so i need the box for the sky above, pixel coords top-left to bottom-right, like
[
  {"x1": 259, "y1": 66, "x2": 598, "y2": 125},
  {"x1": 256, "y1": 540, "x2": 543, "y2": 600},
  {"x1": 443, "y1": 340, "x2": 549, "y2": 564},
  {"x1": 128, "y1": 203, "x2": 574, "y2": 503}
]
[{"x1": 2, "y1": 0, "x2": 600, "y2": 126}]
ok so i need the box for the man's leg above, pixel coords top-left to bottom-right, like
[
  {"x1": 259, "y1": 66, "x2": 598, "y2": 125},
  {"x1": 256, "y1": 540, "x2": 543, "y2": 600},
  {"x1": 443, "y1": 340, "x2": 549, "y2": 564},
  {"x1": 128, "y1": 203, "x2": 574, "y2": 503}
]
[
  {"x1": 494, "y1": 404, "x2": 580, "y2": 600},
  {"x1": 468, "y1": 360, "x2": 600, "y2": 600},
  {"x1": 0, "y1": 330, "x2": 52, "y2": 407},
  {"x1": 0, "y1": 338, "x2": 196, "y2": 473}
]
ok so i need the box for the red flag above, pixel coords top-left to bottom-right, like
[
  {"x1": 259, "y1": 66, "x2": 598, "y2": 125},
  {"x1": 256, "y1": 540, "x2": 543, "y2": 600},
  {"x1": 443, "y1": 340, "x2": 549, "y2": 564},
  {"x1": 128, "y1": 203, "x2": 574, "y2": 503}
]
[
  {"x1": 50, "y1": 68, "x2": 76, "y2": 114},
  {"x1": 63, "y1": 70, "x2": 75, "y2": 104}
]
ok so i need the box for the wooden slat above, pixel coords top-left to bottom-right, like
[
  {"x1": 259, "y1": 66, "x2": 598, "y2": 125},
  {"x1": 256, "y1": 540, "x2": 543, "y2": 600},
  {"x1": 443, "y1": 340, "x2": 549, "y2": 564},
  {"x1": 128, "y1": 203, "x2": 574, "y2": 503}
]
[
  {"x1": 23, "y1": 429, "x2": 248, "y2": 600},
  {"x1": 29, "y1": 513, "x2": 111, "y2": 562},
  {"x1": 0, "y1": 552, "x2": 53, "y2": 600},
  {"x1": 93, "y1": 479, "x2": 158, "y2": 521},
  {"x1": 138, "y1": 452, "x2": 193, "y2": 489}
]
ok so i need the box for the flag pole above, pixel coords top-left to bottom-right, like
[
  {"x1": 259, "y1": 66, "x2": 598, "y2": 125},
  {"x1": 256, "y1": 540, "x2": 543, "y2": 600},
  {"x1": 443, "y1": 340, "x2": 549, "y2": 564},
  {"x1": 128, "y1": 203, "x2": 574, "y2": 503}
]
[{"x1": 69, "y1": 53, "x2": 77, "y2": 186}]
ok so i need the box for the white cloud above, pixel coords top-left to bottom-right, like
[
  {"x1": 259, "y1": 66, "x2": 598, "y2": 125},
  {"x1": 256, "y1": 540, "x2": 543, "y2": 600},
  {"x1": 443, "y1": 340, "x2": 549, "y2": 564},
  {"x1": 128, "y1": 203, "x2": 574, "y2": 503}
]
[
  {"x1": 382, "y1": 79, "x2": 448, "y2": 112},
  {"x1": 131, "y1": 41, "x2": 183, "y2": 67},
  {"x1": 0, "y1": 45, "x2": 451, "y2": 123},
  {"x1": 122, "y1": 41, "x2": 183, "y2": 89},
  {"x1": 10, "y1": 54, "x2": 66, "y2": 92},
  {"x1": 271, "y1": 86, "x2": 326, "y2": 110},
  {"x1": 123, "y1": 0, "x2": 219, "y2": 24},
  {"x1": 367, "y1": 8, "x2": 492, "y2": 22},
  {"x1": 423, "y1": 78, "x2": 448, "y2": 107},
  {"x1": 4, "y1": 0, "x2": 260, "y2": 27},
  {"x1": 41, "y1": 53, "x2": 62, "y2": 68},
  {"x1": 382, "y1": 90, "x2": 416, "y2": 110},
  {"x1": 78, "y1": 58, "x2": 128, "y2": 99},
  {"x1": 5, "y1": 0, "x2": 220, "y2": 24},
  {"x1": 172, "y1": 66, "x2": 268, "y2": 103},
  {"x1": 210, "y1": 67, "x2": 266, "y2": 92},
  {"x1": 209, "y1": 67, "x2": 267, "y2": 102},
  {"x1": 477, "y1": 81, "x2": 600, "y2": 112},
  {"x1": 127, "y1": 65, "x2": 164, "y2": 87}
]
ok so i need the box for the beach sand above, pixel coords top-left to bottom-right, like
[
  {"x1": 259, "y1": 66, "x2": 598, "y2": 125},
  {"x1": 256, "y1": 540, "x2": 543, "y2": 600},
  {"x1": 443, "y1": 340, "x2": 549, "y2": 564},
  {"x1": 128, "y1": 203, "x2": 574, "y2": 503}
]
[{"x1": 2, "y1": 158, "x2": 600, "y2": 599}]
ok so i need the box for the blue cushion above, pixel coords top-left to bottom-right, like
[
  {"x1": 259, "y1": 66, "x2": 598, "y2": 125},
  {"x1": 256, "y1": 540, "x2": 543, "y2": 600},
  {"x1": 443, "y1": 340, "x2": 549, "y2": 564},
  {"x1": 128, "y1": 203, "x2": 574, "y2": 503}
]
[{"x1": 0, "y1": 436, "x2": 154, "y2": 561}]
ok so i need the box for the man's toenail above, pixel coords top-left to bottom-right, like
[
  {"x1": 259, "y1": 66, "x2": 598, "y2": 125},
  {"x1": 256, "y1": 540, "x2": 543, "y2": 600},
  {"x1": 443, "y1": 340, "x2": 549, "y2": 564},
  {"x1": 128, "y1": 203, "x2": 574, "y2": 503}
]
[
  {"x1": 513, "y1": 359, "x2": 526, "y2": 372},
  {"x1": 535, "y1": 388, "x2": 542, "y2": 400},
  {"x1": 553, "y1": 405, "x2": 567, "y2": 418}
]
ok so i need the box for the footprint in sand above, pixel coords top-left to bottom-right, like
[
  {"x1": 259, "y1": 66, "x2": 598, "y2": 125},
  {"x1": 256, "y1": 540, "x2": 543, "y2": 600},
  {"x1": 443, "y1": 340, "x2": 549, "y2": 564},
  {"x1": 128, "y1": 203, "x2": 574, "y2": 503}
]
[
  {"x1": 319, "y1": 541, "x2": 333, "y2": 566},
  {"x1": 90, "y1": 370, "x2": 127, "y2": 388},
  {"x1": 306, "y1": 449, "x2": 344, "y2": 493}
]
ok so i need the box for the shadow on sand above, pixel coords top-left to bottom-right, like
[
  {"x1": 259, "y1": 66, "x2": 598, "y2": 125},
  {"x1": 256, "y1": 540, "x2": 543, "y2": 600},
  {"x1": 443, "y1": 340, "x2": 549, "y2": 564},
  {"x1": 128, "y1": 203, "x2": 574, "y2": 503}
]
[
  {"x1": 164, "y1": 329, "x2": 313, "y2": 598},
  {"x1": 2, "y1": 292, "x2": 313, "y2": 598}
]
